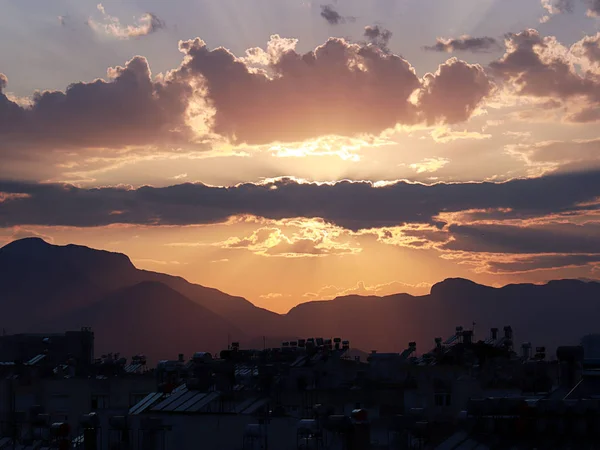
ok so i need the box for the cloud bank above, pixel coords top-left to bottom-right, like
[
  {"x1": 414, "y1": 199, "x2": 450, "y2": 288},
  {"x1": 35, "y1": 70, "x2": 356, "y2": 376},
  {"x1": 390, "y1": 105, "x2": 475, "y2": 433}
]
[{"x1": 1, "y1": 170, "x2": 600, "y2": 230}]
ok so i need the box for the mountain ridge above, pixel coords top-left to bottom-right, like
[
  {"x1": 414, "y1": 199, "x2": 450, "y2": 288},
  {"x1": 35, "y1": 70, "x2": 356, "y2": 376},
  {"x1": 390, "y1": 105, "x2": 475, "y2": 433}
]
[{"x1": 2, "y1": 238, "x2": 600, "y2": 361}]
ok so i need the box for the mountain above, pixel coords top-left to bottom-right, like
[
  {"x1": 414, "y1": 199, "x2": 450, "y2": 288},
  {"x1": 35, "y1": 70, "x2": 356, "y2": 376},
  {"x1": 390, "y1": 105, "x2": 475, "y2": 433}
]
[
  {"x1": 1, "y1": 238, "x2": 600, "y2": 361},
  {"x1": 0, "y1": 237, "x2": 281, "y2": 337},
  {"x1": 286, "y1": 278, "x2": 600, "y2": 354},
  {"x1": 39, "y1": 281, "x2": 245, "y2": 361}
]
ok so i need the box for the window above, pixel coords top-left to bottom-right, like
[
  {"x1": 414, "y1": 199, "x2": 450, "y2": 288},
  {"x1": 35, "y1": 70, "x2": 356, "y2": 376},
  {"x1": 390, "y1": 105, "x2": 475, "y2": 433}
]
[{"x1": 91, "y1": 394, "x2": 109, "y2": 410}]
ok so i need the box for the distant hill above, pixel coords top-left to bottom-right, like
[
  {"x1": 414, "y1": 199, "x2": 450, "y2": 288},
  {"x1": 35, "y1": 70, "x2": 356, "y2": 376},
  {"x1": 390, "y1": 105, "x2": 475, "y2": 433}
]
[
  {"x1": 38, "y1": 281, "x2": 245, "y2": 361},
  {"x1": 285, "y1": 278, "x2": 600, "y2": 354},
  {"x1": 1, "y1": 238, "x2": 600, "y2": 362},
  {"x1": 0, "y1": 237, "x2": 282, "y2": 337}
]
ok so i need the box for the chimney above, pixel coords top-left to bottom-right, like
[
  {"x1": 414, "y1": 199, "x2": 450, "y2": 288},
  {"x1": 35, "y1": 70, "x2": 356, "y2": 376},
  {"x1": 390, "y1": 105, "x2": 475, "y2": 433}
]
[
  {"x1": 491, "y1": 328, "x2": 499, "y2": 340},
  {"x1": 503, "y1": 326, "x2": 513, "y2": 340},
  {"x1": 178, "y1": 354, "x2": 184, "y2": 362}
]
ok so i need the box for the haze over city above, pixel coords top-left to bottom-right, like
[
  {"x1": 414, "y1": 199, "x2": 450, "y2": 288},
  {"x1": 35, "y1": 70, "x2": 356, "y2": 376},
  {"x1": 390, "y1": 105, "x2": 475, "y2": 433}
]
[{"x1": 2, "y1": 0, "x2": 600, "y2": 313}]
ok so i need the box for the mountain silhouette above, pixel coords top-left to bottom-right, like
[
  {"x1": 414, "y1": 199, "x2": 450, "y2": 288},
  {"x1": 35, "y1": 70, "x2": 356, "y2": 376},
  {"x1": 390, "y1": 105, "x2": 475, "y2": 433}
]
[
  {"x1": 0, "y1": 237, "x2": 281, "y2": 338},
  {"x1": 1, "y1": 238, "x2": 599, "y2": 361},
  {"x1": 38, "y1": 281, "x2": 244, "y2": 361}
]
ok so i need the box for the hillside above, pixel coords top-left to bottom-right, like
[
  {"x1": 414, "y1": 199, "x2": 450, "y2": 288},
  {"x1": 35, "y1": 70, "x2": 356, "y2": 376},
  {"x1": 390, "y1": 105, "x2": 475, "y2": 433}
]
[
  {"x1": 1, "y1": 238, "x2": 600, "y2": 360},
  {"x1": 38, "y1": 281, "x2": 245, "y2": 361},
  {"x1": 0, "y1": 237, "x2": 281, "y2": 337}
]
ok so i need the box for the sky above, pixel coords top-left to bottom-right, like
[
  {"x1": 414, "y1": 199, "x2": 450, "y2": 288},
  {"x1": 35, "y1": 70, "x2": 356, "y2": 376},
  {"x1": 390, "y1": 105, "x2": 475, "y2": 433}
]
[{"x1": 1, "y1": 0, "x2": 600, "y2": 313}]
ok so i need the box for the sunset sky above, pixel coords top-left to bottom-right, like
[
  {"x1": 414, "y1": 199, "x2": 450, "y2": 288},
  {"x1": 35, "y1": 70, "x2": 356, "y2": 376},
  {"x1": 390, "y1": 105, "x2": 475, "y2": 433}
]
[{"x1": 1, "y1": 0, "x2": 600, "y2": 313}]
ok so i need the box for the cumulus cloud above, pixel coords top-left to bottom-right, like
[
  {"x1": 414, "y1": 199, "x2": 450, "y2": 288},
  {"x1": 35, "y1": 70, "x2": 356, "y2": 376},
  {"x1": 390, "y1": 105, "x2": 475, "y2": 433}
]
[
  {"x1": 2, "y1": 170, "x2": 600, "y2": 230},
  {"x1": 88, "y1": 4, "x2": 165, "y2": 39},
  {"x1": 570, "y1": 32, "x2": 600, "y2": 69},
  {"x1": 424, "y1": 36, "x2": 502, "y2": 53},
  {"x1": 175, "y1": 35, "x2": 427, "y2": 144},
  {"x1": 0, "y1": 58, "x2": 191, "y2": 155},
  {"x1": 490, "y1": 29, "x2": 600, "y2": 123},
  {"x1": 419, "y1": 58, "x2": 494, "y2": 125},
  {"x1": 1, "y1": 34, "x2": 495, "y2": 159}
]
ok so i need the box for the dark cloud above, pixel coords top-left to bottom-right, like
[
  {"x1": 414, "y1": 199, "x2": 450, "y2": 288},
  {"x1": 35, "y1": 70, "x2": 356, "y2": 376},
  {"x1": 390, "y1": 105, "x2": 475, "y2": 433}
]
[
  {"x1": 486, "y1": 254, "x2": 600, "y2": 274},
  {"x1": 0, "y1": 57, "x2": 191, "y2": 153},
  {"x1": 363, "y1": 25, "x2": 393, "y2": 53},
  {"x1": 442, "y1": 223, "x2": 600, "y2": 254},
  {"x1": 424, "y1": 36, "x2": 501, "y2": 53},
  {"x1": 2, "y1": 170, "x2": 600, "y2": 230},
  {"x1": 419, "y1": 58, "x2": 494, "y2": 125},
  {"x1": 320, "y1": 5, "x2": 344, "y2": 25}
]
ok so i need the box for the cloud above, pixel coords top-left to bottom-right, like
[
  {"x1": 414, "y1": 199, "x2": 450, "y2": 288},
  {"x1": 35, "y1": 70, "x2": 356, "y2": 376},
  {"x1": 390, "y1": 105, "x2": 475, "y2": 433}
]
[
  {"x1": 489, "y1": 29, "x2": 600, "y2": 122},
  {"x1": 303, "y1": 280, "x2": 432, "y2": 300},
  {"x1": 409, "y1": 157, "x2": 450, "y2": 174},
  {"x1": 2, "y1": 170, "x2": 600, "y2": 230},
  {"x1": 0, "y1": 58, "x2": 191, "y2": 155},
  {"x1": 0, "y1": 192, "x2": 30, "y2": 203},
  {"x1": 508, "y1": 138, "x2": 600, "y2": 171},
  {"x1": 88, "y1": 4, "x2": 165, "y2": 39},
  {"x1": 1, "y1": 35, "x2": 495, "y2": 163},
  {"x1": 424, "y1": 36, "x2": 502, "y2": 53},
  {"x1": 175, "y1": 35, "x2": 424, "y2": 144},
  {"x1": 320, "y1": 5, "x2": 344, "y2": 25},
  {"x1": 485, "y1": 254, "x2": 600, "y2": 274},
  {"x1": 430, "y1": 127, "x2": 492, "y2": 143},
  {"x1": 541, "y1": 0, "x2": 600, "y2": 19},
  {"x1": 419, "y1": 58, "x2": 494, "y2": 125},
  {"x1": 363, "y1": 25, "x2": 393, "y2": 53},
  {"x1": 570, "y1": 32, "x2": 600, "y2": 69},
  {"x1": 9, "y1": 227, "x2": 54, "y2": 243},
  {"x1": 175, "y1": 34, "x2": 493, "y2": 144},
  {"x1": 442, "y1": 222, "x2": 600, "y2": 254},
  {"x1": 216, "y1": 220, "x2": 361, "y2": 258}
]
